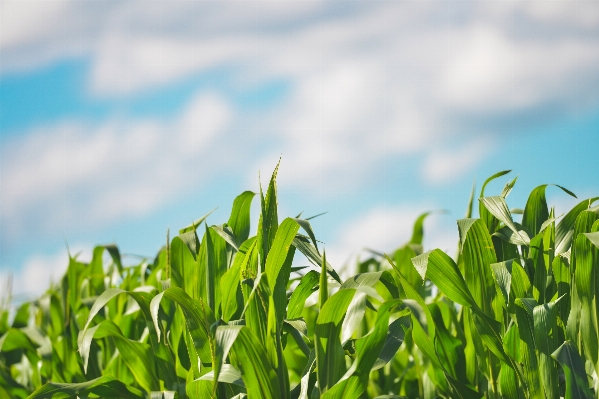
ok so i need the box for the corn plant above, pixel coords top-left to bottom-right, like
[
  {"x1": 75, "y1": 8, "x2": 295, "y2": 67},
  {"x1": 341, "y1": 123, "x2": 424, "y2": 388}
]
[{"x1": 1, "y1": 165, "x2": 598, "y2": 399}]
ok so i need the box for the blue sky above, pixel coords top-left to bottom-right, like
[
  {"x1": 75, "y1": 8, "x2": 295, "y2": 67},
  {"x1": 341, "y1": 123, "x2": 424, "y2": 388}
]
[{"x1": 1, "y1": 1, "x2": 598, "y2": 299}]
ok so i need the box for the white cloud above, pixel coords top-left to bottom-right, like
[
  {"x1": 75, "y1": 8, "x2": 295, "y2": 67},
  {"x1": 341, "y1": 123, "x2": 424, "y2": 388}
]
[
  {"x1": 522, "y1": 1, "x2": 599, "y2": 28},
  {"x1": 325, "y1": 204, "x2": 458, "y2": 276},
  {"x1": 2, "y1": 1, "x2": 598, "y2": 195},
  {"x1": 444, "y1": 23, "x2": 599, "y2": 113},
  {"x1": 0, "y1": 92, "x2": 231, "y2": 242},
  {"x1": 0, "y1": 243, "x2": 91, "y2": 301},
  {"x1": 0, "y1": 1, "x2": 69, "y2": 49},
  {"x1": 423, "y1": 135, "x2": 494, "y2": 185}
]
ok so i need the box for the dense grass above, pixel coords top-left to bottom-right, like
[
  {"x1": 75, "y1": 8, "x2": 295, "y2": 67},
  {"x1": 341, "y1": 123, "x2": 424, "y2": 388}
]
[{"x1": 1, "y1": 165, "x2": 599, "y2": 399}]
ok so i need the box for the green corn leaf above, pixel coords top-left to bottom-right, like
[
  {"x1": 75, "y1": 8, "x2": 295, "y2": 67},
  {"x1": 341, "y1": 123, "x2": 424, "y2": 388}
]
[
  {"x1": 499, "y1": 324, "x2": 522, "y2": 399},
  {"x1": 379, "y1": 270, "x2": 400, "y2": 299},
  {"x1": 392, "y1": 261, "x2": 435, "y2": 339},
  {"x1": 315, "y1": 288, "x2": 356, "y2": 394},
  {"x1": 444, "y1": 376, "x2": 483, "y2": 399},
  {"x1": 186, "y1": 378, "x2": 214, "y2": 399},
  {"x1": 522, "y1": 184, "x2": 576, "y2": 237},
  {"x1": 182, "y1": 322, "x2": 202, "y2": 378},
  {"x1": 78, "y1": 323, "x2": 101, "y2": 374},
  {"x1": 79, "y1": 319, "x2": 159, "y2": 392},
  {"x1": 583, "y1": 231, "x2": 599, "y2": 249},
  {"x1": 65, "y1": 256, "x2": 85, "y2": 319},
  {"x1": 490, "y1": 260, "x2": 513, "y2": 309},
  {"x1": 292, "y1": 217, "x2": 321, "y2": 253},
  {"x1": 395, "y1": 260, "x2": 464, "y2": 383},
  {"x1": 340, "y1": 271, "x2": 384, "y2": 290},
  {"x1": 551, "y1": 341, "x2": 594, "y2": 399},
  {"x1": 340, "y1": 291, "x2": 367, "y2": 344},
  {"x1": 0, "y1": 328, "x2": 37, "y2": 353},
  {"x1": 293, "y1": 349, "x2": 316, "y2": 399},
  {"x1": 78, "y1": 287, "x2": 176, "y2": 387},
  {"x1": 199, "y1": 364, "x2": 245, "y2": 387},
  {"x1": 228, "y1": 191, "x2": 255, "y2": 246},
  {"x1": 553, "y1": 254, "x2": 571, "y2": 324},
  {"x1": 287, "y1": 270, "x2": 319, "y2": 319},
  {"x1": 257, "y1": 162, "x2": 280, "y2": 269},
  {"x1": 284, "y1": 318, "x2": 308, "y2": 338},
  {"x1": 266, "y1": 295, "x2": 290, "y2": 399},
  {"x1": 471, "y1": 312, "x2": 518, "y2": 372},
  {"x1": 27, "y1": 376, "x2": 144, "y2": 399},
  {"x1": 102, "y1": 244, "x2": 124, "y2": 273},
  {"x1": 178, "y1": 229, "x2": 200, "y2": 258},
  {"x1": 240, "y1": 270, "x2": 268, "y2": 342},
  {"x1": 221, "y1": 237, "x2": 257, "y2": 322},
  {"x1": 393, "y1": 243, "x2": 424, "y2": 295},
  {"x1": 88, "y1": 246, "x2": 110, "y2": 296},
  {"x1": 501, "y1": 176, "x2": 518, "y2": 198},
  {"x1": 410, "y1": 212, "x2": 433, "y2": 245},
  {"x1": 514, "y1": 298, "x2": 543, "y2": 399},
  {"x1": 293, "y1": 235, "x2": 342, "y2": 283},
  {"x1": 571, "y1": 210, "x2": 598, "y2": 273},
  {"x1": 457, "y1": 218, "x2": 477, "y2": 252},
  {"x1": 203, "y1": 222, "x2": 217, "y2": 310},
  {"x1": 322, "y1": 300, "x2": 400, "y2": 399},
  {"x1": 480, "y1": 196, "x2": 530, "y2": 246},
  {"x1": 493, "y1": 226, "x2": 531, "y2": 246},
  {"x1": 228, "y1": 326, "x2": 281, "y2": 399},
  {"x1": 458, "y1": 218, "x2": 502, "y2": 324},
  {"x1": 539, "y1": 212, "x2": 561, "y2": 235},
  {"x1": 410, "y1": 311, "x2": 444, "y2": 369},
  {"x1": 465, "y1": 180, "x2": 476, "y2": 219},
  {"x1": 429, "y1": 302, "x2": 466, "y2": 381},
  {"x1": 11, "y1": 302, "x2": 30, "y2": 329},
  {"x1": 533, "y1": 299, "x2": 561, "y2": 399},
  {"x1": 213, "y1": 325, "x2": 243, "y2": 387},
  {"x1": 179, "y1": 207, "x2": 217, "y2": 235},
  {"x1": 283, "y1": 318, "x2": 311, "y2": 357},
  {"x1": 528, "y1": 232, "x2": 547, "y2": 303},
  {"x1": 81, "y1": 288, "x2": 127, "y2": 334},
  {"x1": 319, "y1": 251, "x2": 329, "y2": 309},
  {"x1": 411, "y1": 250, "x2": 477, "y2": 309},
  {"x1": 479, "y1": 170, "x2": 511, "y2": 232},
  {"x1": 150, "y1": 287, "x2": 215, "y2": 364},
  {"x1": 265, "y1": 217, "x2": 300, "y2": 319},
  {"x1": 170, "y1": 233, "x2": 199, "y2": 297},
  {"x1": 412, "y1": 250, "x2": 521, "y2": 381},
  {"x1": 510, "y1": 259, "x2": 532, "y2": 299},
  {"x1": 211, "y1": 224, "x2": 239, "y2": 251},
  {"x1": 555, "y1": 197, "x2": 599, "y2": 254},
  {"x1": 573, "y1": 232, "x2": 598, "y2": 372},
  {"x1": 480, "y1": 170, "x2": 512, "y2": 197},
  {"x1": 340, "y1": 271, "x2": 385, "y2": 302},
  {"x1": 371, "y1": 315, "x2": 407, "y2": 371},
  {"x1": 263, "y1": 219, "x2": 300, "y2": 399}
]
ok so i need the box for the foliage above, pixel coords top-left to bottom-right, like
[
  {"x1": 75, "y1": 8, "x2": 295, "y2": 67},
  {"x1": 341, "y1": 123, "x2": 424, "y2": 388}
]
[{"x1": 1, "y1": 166, "x2": 599, "y2": 398}]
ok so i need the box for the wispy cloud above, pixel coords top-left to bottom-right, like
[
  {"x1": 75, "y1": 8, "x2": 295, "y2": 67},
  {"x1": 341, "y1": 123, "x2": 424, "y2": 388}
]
[
  {"x1": 0, "y1": 242, "x2": 92, "y2": 301},
  {"x1": 422, "y1": 135, "x2": 494, "y2": 185},
  {"x1": 325, "y1": 204, "x2": 457, "y2": 276},
  {"x1": 0, "y1": 92, "x2": 231, "y2": 243},
  {"x1": 3, "y1": 3, "x2": 598, "y2": 191}
]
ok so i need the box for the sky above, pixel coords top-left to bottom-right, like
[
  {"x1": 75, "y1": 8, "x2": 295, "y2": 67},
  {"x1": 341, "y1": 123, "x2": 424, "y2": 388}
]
[{"x1": 1, "y1": 1, "x2": 598, "y2": 301}]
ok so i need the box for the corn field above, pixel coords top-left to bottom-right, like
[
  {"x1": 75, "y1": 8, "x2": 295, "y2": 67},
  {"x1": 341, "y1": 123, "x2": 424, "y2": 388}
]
[{"x1": 1, "y1": 166, "x2": 599, "y2": 399}]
